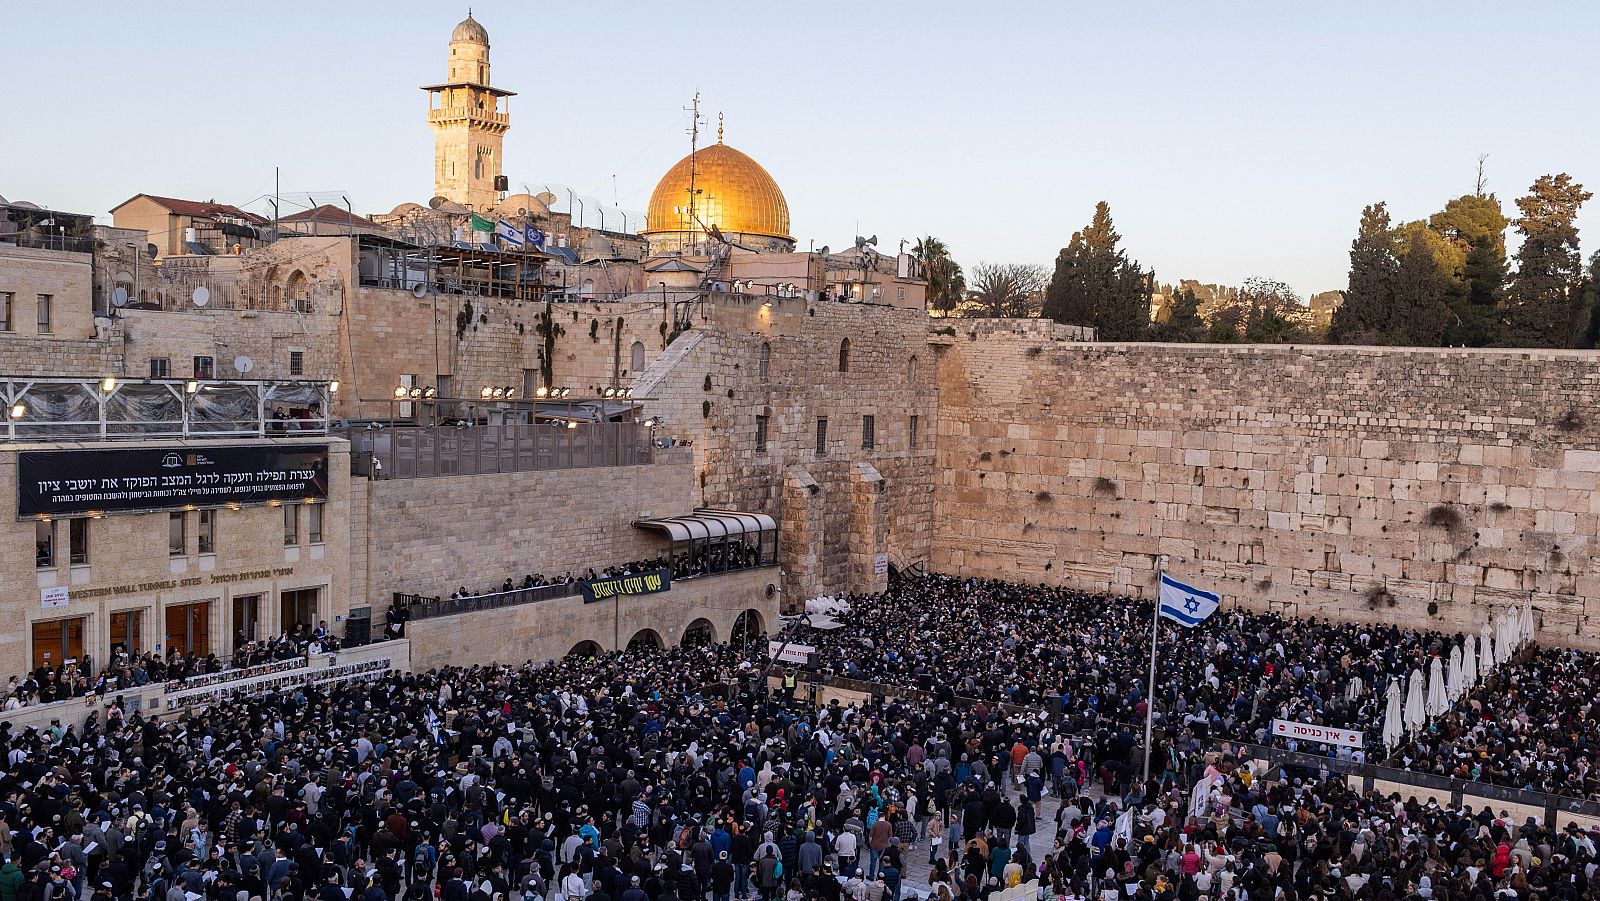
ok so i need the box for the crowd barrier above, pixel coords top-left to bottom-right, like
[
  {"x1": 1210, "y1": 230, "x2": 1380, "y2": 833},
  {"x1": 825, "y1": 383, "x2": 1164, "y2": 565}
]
[
  {"x1": 1208, "y1": 740, "x2": 1600, "y2": 827},
  {"x1": 0, "y1": 640, "x2": 411, "y2": 733},
  {"x1": 783, "y1": 672, "x2": 1600, "y2": 828}
]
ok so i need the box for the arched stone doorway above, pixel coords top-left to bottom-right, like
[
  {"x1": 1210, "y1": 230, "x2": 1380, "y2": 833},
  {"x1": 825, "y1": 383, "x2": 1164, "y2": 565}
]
[
  {"x1": 567, "y1": 640, "x2": 602, "y2": 659},
  {"x1": 682, "y1": 618, "x2": 715, "y2": 647},
  {"x1": 730, "y1": 609, "x2": 765, "y2": 647},
  {"x1": 627, "y1": 628, "x2": 663, "y2": 651}
]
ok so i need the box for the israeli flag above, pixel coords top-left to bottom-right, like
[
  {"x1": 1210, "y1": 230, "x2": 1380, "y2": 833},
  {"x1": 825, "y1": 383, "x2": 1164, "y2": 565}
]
[
  {"x1": 496, "y1": 218, "x2": 525, "y2": 247},
  {"x1": 1158, "y1": 573, "x2": 1220, "y2": 628}
]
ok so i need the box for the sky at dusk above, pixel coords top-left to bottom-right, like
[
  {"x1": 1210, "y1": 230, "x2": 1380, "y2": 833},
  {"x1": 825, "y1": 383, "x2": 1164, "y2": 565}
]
[{"x1": 3, "y1": 0, "x2": 1596, "y2": 298}]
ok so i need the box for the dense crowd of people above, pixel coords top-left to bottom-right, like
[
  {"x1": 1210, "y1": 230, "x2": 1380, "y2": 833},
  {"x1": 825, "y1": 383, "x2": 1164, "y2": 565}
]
[
  {"x1": 1391, "y1": 645, "x2": 1600, "y2": 797},
  {"x1": 1, "y1": 573, "x2": 1596, "y2": 901},
  {"x1": 6, "y1": 626, "x2": 339, "y2": 710},
  {"x1": 785, "y1": 576, "x2": 1450, "y2": 752}
]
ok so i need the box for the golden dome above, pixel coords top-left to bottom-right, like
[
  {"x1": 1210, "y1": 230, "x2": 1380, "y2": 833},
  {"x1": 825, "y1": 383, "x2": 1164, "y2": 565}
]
[{"x1": 644, "y1": 142, "x2": 791, "y2": 243}]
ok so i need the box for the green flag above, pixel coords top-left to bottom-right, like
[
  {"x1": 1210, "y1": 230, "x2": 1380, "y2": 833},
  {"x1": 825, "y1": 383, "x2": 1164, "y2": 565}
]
[{"x1": 469, "y1": 213, "x2": 493, "y2": 233}]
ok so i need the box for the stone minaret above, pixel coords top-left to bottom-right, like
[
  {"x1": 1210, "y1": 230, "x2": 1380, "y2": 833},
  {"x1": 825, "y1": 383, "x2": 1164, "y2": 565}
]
[{"x1": 423, "y1": 12, "x2": 514, "y2": 211}]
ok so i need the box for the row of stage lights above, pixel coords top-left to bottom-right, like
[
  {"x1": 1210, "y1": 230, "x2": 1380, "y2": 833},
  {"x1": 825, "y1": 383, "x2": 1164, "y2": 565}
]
[{"x1": 391, "y1": 385, "x2": 634, "y2": 400}]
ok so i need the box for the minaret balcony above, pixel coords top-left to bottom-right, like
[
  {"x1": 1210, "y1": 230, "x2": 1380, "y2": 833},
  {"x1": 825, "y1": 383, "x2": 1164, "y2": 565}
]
[{"x1": 428, "y1": 106, "x2": 510, "y2": 127}]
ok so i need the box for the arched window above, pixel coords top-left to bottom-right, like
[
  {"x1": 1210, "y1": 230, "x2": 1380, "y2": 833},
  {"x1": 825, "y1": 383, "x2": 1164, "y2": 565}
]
[
  {"x1": 758, "y1": 342, "x2": 771, "y2": 381},
  {"x1": 284, "y1": 270, "x2": 310, "y2": 313},
  {"x1": 580, "y1": 279, "x2": 594, "y2": 299},
  {"x1": 838, "y1": 338, "x2": 850, "y2": 373},
  {"x1": 908, "y1": 354, "x2": 919, "y2": 384},
  {"x1": 631, "y1": 341, "x2": 645, "y2": 372}
]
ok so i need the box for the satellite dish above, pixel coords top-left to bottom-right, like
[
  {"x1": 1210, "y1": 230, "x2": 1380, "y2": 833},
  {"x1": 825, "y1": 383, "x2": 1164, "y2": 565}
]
[
  {"x1": 192, "y1": 286, "x2": 210, "y2": 307},
  {"x1": 233, "y1": 355, "x2": 254, "y2": 374},
  {"x1": 411, "y1": 282, "x2": 429, "y2": 299},
  {"x1": 818, "y1": 246, "x2": 830, "y2": 255},
  {"x1": 428, "y1": 196, "x2": 451, "y2": 210},
  {"x1": 535, "y1": 192, "x2": 558, "y2": 207},
  {"x1": 111, "y1": 287, "x2": 129, "y2": 307},
  {"x1": 146, "y1": 243, "x2": 158, "y2": 260}
]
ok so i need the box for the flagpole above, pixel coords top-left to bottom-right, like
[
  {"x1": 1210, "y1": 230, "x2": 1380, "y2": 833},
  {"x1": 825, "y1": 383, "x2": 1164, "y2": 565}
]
[{"x1": 1143, "y1": 571, "x2": 1161, "y2": 787}]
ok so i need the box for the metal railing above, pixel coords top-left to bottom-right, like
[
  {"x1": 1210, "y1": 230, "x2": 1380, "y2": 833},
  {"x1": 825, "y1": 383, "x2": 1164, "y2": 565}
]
[
  {"x1": 2, "y1": 378, "x2": 333, "y2": 441},
  {"x1": 780, "y1": 670, "x2": 1600, "y2": 825},
  {"x1": 403, "y1": 583, "x2": 577, "y2": 621},
  {"x1": 1210, "y1": 740, "x2": 1600, "y2": 822},
  {"x1": 400, "y1": 562, "x2": 777, "y2": 622},
  {"x1": 0, "y1": 232, "x2": 94, "y2": 254},
  {"x1": 344, "y1": 421, "x2": 650, "y2": 479}
]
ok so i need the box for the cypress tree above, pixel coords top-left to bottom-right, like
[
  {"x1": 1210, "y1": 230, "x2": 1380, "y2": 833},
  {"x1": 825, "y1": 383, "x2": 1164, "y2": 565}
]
[
  {"x1": 1327, "y1": 203, "x2": 1398, "y2": 344},
  {"x1": 1389, "y1": 229, "x2": 1452, "y2": 346},
  {"x1": 1502, "y1": 174, "x2": 1592, "y2": 347}
]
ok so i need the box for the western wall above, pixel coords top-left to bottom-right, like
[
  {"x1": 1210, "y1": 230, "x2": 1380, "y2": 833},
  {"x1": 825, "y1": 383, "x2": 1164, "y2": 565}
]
[{"x1": 932, "y1": 319, "x2": 1600, "y2": 647}]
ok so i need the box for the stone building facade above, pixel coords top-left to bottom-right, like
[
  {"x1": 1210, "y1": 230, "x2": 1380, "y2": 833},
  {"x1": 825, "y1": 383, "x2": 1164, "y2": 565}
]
[
  {"x1": 0, "y1": 436, "x2": 350, "y2": 675},
  {"x1": 635, "y1": 295, "x2": 937, "y2": 604},
  {"x1": 933, "y1": 329, "x2": 1600, "y2": 647}
]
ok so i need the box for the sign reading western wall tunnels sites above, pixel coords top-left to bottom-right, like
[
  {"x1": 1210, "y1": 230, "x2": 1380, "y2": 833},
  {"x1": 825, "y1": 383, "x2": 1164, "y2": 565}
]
[
  {"x1": 580, "y1": 568, "x2": 671, "y2": 603},
  {"x1": 18, "y1": 445, "x2": 328, "y2": 517}
]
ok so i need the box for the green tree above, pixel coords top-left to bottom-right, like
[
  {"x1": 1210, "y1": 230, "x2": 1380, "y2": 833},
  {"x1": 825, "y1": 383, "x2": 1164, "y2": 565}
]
[
  {"x1": 1042, "y1": 201, "x2": 1151, "y2": 339},
  {"x1": 1502, "y1": 173, "x2": 1593, "y2": 347},
  {"x1": 1431, "y1": 193, "x2": 1508, "y2": 346},
  {"x1": 1150, "y1": 286, "x2": 1206, "y2": 342},
  {"x1": 1327, "y1": 202, "x2": 1398, "y2": 344},
  {"x1": 1389, "y1": 228, "x2": 1453, "y2": 345},
  {"x1": 912, "y1": 236, "x2": 966, "y2": 317},
  {"x1": 1578, "y1": 253, "x2": 1600, "y2": 348},
  {"x1": 1239, "y1": 277, "x2": 1308, "y2": 343},
  {"x1": 966, "y1": 262, "x2": 1048, "y2": 318}
]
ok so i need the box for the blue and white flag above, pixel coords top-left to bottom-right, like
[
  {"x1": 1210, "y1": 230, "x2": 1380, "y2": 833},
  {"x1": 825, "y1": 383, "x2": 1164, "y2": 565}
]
[
  {"x1": 1158, "y1": 573, "x2": 1219, "y2": 628},
  {"x1": 524, "y1": 225, "x2": 545, "y2": 247},
  {"x1": 496, "y1": 218, "x2": 525, "y2": 247}
]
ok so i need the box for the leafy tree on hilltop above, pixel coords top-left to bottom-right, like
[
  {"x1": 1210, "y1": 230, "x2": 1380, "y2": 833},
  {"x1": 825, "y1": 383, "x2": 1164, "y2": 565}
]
[{"x1": 1501, "y1": 173, "x2": 1592, "y2": 347}]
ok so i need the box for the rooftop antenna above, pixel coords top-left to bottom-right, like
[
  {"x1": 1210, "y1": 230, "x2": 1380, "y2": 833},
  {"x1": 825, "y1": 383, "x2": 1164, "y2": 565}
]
[
  {"x1": 683, "y1": 92, "x2": 703, "y2": 239},
  {"x1": 1475, "y1": 154, "x2": 1489, "y2": 197}
]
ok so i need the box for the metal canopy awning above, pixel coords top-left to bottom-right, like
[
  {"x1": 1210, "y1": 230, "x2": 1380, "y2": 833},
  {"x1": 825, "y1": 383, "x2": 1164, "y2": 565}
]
[{"x1": 634, "y1": 507, "x2": 777, "y2": 542}]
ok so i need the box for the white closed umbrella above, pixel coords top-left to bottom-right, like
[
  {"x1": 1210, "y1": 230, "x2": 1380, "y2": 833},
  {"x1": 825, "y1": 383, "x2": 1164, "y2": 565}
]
[
  {"x1": 1480, "y1": 625, "x2": 1495, "y2": 675},
  {"x1": 1461, "y1": 634, "x2": 1478, "y2": 690},
  {"x1": 1404, "y1": 668, "x2": 1427, "y2": 734},
  {"x1": 1447, "y1": 643, "x2": 1463, "y2": 701},
  {"x1": 1346, "y1": 675, "x2": 1365, "y2": 702},
  {"x1": 1520, "y1": 597, "x2": 1535, "y2": 649},
  {"x1": 1497, "y1": 610, "x2": 1514, "y2": 663},
  {"x1": 1382, "y1": 681, "x2": 1405, "y2": 751},
  {"x1": 1426, "y1": 656, "x2": 1448, "y2": 717}
]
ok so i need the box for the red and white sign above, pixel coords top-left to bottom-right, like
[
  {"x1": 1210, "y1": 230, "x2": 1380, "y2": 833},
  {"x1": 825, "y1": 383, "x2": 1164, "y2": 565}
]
[
  {"x1": 768, "y1": 641, "x2": 815, "y2": 665},
  {"x1": 1271, "y1": 719, "x2": 1364, "y2": 749}
]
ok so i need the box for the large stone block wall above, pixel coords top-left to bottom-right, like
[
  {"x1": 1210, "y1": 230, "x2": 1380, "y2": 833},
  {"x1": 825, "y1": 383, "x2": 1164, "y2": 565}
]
[
  {"x1": 351, "y1": 459, "x2": 694, "y2": 605},
  {"x1": 934, "y1": 335, "x2": 1600, "y2": 646},
  {"x1": 634, "y1": 296, "x2": 936, "y2": 602},
  {"x1": 405, "y1": 567, "x2": 777, "y2": 670}
]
